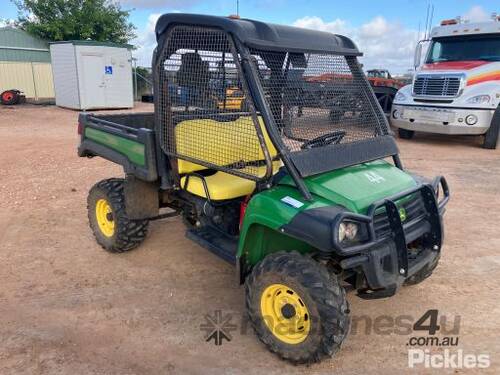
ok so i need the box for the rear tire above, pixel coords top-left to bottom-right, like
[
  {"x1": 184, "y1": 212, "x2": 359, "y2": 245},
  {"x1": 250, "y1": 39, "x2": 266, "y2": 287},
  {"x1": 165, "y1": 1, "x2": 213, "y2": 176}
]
[
  {"x1": 398, "y1": 128, "x2": 415, "y2": 139},
  {"x1": 87, "y1": 178, "x2": 149, "y2": 253},
  {"x1": 245, "y1": 251, "x2": 350, "y2": 364},
  {"x1": 482, "y1": 106, "x2": 500, "y2": 149}
]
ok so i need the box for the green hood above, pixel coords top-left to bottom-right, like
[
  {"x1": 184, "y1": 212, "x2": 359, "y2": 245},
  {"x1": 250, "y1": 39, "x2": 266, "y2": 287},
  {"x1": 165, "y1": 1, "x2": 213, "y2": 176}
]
[
  {"x1": 237, "y1": 160, "x2": 419, "y2": 262},
  {"x1": 281, "y1": 160, "x2": 417, "y2": 214}
]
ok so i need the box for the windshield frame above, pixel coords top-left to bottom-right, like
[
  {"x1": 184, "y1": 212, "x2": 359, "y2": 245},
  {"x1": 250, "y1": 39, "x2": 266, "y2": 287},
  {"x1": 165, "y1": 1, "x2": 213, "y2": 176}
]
[
  {"x1": 425, "y1": 33, "x2": 500, "y2": 64},
  {"x1": 240, "y1": 44, "x2": 399, "y2": 180}
]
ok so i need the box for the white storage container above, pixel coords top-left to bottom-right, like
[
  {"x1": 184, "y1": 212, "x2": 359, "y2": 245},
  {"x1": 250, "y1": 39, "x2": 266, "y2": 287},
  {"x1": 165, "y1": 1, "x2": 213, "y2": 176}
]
[{"x1": 50, "y1": 41, "x2": 133, "y2": 110}]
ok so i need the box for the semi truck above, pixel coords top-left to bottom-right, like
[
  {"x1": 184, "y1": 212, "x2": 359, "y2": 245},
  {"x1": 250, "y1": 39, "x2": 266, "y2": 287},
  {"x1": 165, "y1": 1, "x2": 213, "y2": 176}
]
[{"x1": 391, "y1": 14, "x2": 500, "y2": 148}]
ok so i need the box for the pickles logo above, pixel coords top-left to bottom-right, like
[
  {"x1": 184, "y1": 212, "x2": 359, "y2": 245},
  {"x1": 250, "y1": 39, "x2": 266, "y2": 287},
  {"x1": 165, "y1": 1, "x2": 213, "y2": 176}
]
[{"x1": 399, "y1": 207, "x2": 407, "y2": 222}]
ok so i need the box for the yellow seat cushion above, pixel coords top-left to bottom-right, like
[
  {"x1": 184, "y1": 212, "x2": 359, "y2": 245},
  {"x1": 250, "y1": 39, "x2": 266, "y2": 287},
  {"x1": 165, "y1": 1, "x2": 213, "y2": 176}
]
[
  {"x1": 176, "y1": 116, "x2": 277, "y2": 175},
  {"x1": 181, "y1": 162, "x2": 282, "y2": 200},
  {"x1": 181, "y1": 172, "x2": 257, "y2": 200}
]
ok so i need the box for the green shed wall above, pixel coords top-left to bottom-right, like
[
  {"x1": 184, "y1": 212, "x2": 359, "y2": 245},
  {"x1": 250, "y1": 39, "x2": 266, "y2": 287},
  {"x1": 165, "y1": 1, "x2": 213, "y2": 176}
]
[{"x1": 0, "y1": 27, "x2": 50, "y2": 63}]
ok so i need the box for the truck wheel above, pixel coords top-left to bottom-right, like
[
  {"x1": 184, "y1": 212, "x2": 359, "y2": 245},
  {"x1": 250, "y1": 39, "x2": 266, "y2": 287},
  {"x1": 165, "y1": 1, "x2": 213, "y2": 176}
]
[
  {"x1": 245, "y1": 251, "x2": 350, "y2": 364},
  {"x1": 398, "y1": 128, "x2": 415, "y2": 139},
  {"x1": 374, "y1": 87, "x2": 397, "y2": 115},
  {"x1": 87, "y1": 178, "x2": 149, "y2": 253},
  {"x1": 482, "y1": 106, "x2": 500, "y2": 149},
  {"x1": 404, "y1": 254, "x2": 440, "y2": 286}
]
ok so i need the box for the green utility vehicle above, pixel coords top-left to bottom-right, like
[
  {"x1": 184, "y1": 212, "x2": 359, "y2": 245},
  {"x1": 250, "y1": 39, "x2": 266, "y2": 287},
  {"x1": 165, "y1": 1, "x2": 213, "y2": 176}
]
[{"x1": 79, "y1": 14, "x2": 449, "y2": 363}]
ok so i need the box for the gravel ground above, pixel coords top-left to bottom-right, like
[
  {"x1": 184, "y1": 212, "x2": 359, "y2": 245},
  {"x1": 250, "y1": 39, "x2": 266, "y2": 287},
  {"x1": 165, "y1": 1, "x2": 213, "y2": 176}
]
[{"x1": 0, "y1": 103, "x2": 499, "y2": 374}]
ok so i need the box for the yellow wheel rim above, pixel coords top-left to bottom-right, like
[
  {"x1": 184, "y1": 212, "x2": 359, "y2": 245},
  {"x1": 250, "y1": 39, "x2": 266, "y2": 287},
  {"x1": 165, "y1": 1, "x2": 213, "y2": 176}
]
[
  {"x1": 95, "y1": 198, "x2": 115, "y2": 237},
  {"x1": 260, "y1": 283, "x2": 310, "y2": 344}
]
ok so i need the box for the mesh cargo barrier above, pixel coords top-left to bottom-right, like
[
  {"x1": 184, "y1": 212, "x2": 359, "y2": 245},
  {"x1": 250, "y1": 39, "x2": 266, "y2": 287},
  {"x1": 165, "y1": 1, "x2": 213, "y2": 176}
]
[
  {"x1": 156, "y1": 26, "x2": 270, "y2": 180},
  {"x1": 250, "y1": 50, "x2": 390, "y2": 153}
]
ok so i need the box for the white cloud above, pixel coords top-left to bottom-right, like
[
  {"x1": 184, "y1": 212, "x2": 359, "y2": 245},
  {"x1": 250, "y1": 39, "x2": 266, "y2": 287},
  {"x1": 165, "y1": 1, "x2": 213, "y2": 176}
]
[
  {"x1": 293, "y1": 15, "x2": 418, "y2": 74},
  {"x1": 462, "y1": 5, "x2": 491, "y2": 22},
  {"x1": 359, "y1": 16, "x2": 392, "y2": 38},
  {"x1": 132, "y1": 13, "x2": 161, "y2": 66},
  {"x1": 0, "y1": 19, "x2": 15, "y2": 27},
  {"x1": 293, "y1": 16, "x2": 347, "y2": 34}
]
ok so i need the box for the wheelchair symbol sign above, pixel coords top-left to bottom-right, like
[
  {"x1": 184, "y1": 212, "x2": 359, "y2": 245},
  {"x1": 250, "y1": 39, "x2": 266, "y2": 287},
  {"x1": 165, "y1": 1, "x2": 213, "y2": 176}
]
[{"x1": 105, "y1": 66, "x2": 113, "y2": 74}]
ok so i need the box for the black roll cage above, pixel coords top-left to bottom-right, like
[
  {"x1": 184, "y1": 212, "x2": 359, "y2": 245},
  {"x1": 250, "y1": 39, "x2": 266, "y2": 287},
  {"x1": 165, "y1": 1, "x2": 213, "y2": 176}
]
[{"x1": 152, "y1": 15, "x2": 403, "y2": 200}]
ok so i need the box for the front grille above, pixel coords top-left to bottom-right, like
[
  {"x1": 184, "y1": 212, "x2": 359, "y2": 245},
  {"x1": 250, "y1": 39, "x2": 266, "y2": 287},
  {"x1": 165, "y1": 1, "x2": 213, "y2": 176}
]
[
  {"x1": 413, "y1": 75, "x2": 462, "y2": 97},
  {"x1": 373, "y1": 194, "x2": 426, "y2": 238}
]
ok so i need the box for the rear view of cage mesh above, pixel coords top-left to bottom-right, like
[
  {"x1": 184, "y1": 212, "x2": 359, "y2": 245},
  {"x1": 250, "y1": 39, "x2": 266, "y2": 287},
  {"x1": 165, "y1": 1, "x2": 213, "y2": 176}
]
[
  {"x1": 251, "y1": 50, "x2": 389, "y2": 153},
  {"x1": 157, "y1": 26, "x2": 270, "y2": 180}
]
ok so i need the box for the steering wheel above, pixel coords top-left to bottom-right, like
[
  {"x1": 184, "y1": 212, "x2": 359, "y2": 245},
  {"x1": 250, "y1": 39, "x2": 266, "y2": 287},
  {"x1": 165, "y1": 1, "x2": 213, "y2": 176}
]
[{"x1": 301, "y1": 131, "x2": 346, "y2": 149}]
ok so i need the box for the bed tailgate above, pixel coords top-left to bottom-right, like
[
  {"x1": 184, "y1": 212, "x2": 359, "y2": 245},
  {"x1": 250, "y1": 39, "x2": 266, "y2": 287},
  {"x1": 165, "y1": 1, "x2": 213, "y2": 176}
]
[{"x1": 77, "y1": 113, "x2": 158, "y2": 181}]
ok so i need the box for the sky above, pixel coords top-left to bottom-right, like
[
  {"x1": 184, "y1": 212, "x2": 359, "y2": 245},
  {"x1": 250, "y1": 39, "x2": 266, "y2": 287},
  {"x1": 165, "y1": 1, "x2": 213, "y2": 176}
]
[{"x1": 1, "y1": 0, "x2": 498, "y2": 73}]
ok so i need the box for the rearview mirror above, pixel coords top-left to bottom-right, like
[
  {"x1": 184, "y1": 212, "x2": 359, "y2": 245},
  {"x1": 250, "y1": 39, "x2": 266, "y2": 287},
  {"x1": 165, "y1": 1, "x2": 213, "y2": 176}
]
[{"x1": 414, "y1": 43, "x2": 422, "y2": 69}]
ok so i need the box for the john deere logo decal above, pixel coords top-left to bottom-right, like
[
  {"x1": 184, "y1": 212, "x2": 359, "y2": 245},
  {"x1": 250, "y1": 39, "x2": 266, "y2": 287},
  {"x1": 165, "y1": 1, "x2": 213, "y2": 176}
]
[{"x1": 399, "y1": 207, "x2": 407, "y2": 222}]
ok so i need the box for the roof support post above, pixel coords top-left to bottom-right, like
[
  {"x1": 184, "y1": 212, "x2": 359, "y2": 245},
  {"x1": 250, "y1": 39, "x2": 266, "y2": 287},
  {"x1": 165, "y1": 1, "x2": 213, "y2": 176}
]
[{"x1": 233, "y1": 38, "x2": 312, "y2": 201}]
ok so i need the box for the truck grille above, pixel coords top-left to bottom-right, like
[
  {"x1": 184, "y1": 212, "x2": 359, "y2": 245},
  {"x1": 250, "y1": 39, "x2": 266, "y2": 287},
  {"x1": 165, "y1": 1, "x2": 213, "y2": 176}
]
[
  {"x1": 413, "y1": 75, "x2": 462, "y2": 98},
  {"x1": 373, "y1": 195, "x2": 426, "y2": 239}
]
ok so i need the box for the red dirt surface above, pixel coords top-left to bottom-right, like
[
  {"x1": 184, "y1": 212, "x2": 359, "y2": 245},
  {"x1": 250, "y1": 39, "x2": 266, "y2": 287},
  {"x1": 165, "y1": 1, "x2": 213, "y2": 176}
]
[{"x1": 0, "y1": 103, "x2": 499, "y2": 374}]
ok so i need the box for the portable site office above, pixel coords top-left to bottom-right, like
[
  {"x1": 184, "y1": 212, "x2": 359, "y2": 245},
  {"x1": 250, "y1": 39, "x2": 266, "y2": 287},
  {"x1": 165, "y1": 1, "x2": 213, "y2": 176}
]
[{"x1": 50, "y1": 41, "x2": 133, "y2": 110}]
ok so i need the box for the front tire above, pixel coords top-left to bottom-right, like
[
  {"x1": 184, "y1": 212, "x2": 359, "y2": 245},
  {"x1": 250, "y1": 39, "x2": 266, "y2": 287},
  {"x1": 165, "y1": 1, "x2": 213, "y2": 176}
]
[
  {"x1": 245, "y1": 251, "x2": 350, "y2": 364},
  {"x1": 482, "y1": 106, "x2": 500, "y2": 149},
  {"x1": 398, "y1": 128, "x2": 415, "y2": 139},
  {"x1": 87, "y1": 178, "x2": 149, "y2": 253}
]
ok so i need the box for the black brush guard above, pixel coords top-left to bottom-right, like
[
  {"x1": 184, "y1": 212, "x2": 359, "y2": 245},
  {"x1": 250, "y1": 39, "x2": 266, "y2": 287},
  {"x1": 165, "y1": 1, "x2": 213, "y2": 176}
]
[{"x1": 337, "y1": 176, "x2": 449, "y2": 299}]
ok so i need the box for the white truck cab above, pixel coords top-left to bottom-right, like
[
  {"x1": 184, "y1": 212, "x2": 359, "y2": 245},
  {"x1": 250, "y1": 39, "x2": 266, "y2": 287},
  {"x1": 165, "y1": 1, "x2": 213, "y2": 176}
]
[{"x1": 391, "y1": 14, "x2": 500, "y2": 148}]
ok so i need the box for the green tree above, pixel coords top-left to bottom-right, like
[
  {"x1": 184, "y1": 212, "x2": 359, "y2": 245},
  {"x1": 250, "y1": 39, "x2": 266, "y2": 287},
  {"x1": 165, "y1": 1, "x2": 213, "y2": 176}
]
[{"x1": 14, "y1": 0, "x2": 136, "y2": 43}]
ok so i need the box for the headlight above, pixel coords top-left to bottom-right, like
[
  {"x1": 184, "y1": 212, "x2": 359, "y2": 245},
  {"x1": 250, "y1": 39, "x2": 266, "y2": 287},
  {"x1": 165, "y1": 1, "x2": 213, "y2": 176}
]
[
  {"x1": 466, "y1": 95, "x2": 490, "y2": 105},
  {"x1": 394, "y1": 91, "x2": 406, "y2": 102},
  {"x1": 338, "y1": 222, "x2": 359, "y2": 242},
  {"x1": 465, "y1": 114, "x2": 478, "y2": 125}
]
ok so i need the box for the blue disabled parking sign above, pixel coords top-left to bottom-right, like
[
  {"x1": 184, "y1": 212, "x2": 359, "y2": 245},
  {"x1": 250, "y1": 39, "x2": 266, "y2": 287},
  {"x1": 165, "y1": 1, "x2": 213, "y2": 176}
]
[{"x1": 105, "y1": 66, "x2": 113, "y2": 74}]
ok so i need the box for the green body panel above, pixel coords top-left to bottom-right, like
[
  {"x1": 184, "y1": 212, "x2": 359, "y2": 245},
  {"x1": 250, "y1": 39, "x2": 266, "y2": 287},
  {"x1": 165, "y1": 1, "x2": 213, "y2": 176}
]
[
  {"x1": 237, "y1": 160, "x2": 417, "y2": 265},
  {"x1": 279, "y1": 159, "x2": 416, "y2": 214},
  {"x1": 0, "y1": 27, "x2": 51, "y2": 63},
  {"x1": 85, "y1": 128, "x2": 146, "y2": 166}
]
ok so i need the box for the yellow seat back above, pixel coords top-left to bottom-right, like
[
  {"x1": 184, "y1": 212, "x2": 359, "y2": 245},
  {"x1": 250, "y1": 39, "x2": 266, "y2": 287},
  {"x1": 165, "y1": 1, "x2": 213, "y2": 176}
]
[{"x1": 175, "y1": 116, "x2": 277, "y2": 175}]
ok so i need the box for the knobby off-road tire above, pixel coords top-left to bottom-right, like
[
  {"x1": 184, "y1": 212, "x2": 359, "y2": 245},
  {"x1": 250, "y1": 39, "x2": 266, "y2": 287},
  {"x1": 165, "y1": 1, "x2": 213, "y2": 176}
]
[
  {"x1": 245, "y1": 251, "x2": 350, "y2": 364},
  {"x1": 87, "y1": 178, "x2": 149, "y2": 253},
  {"x1": 404, "y1": 253, "x2": 441, "y2": 286},
  {"x1": 398, "y1": 128, "x2": 415, "y2": 139}
]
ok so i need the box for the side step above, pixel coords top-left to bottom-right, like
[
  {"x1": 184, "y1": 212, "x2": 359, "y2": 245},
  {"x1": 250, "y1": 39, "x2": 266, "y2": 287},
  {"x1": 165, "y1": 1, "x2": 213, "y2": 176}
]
[{"x1": 186, "y1": 227, "x2": 238, "y2": 264}]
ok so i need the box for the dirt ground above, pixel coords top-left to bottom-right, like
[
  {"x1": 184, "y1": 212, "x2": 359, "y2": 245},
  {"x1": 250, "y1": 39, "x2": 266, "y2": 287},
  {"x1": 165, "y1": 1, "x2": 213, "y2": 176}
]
[{"x1": 0, "y1": 103, "x2": 499, "y2": 374}]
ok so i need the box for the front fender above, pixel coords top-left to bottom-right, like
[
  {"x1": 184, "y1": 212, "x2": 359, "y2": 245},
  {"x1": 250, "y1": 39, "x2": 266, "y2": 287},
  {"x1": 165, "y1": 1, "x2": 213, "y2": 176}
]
[{"x1": 237, "y1": 186, "x2": 333, "y2": 278}]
